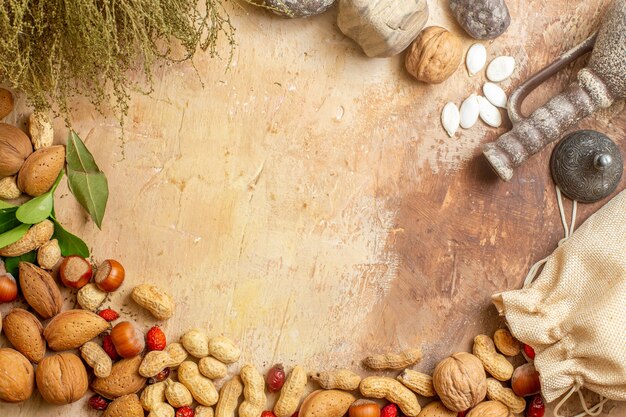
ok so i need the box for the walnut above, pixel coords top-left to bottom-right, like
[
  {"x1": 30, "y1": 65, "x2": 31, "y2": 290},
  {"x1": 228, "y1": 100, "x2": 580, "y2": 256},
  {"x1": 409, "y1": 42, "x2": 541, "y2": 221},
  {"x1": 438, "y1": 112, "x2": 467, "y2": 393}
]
[
  {"x1": 405, "y1": 26, "x2": 463, "y2": 84},
  {"x1": 433, "y1": 352, "x2": 487, "y2": 412}
]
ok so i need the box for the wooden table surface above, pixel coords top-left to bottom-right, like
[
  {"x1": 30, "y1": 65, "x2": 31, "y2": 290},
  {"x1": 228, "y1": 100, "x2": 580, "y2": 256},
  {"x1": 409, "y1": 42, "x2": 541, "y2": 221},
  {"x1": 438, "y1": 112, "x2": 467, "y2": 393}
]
[{"x1": 1, "y1": 0, "x2": 624, "y2": 416}]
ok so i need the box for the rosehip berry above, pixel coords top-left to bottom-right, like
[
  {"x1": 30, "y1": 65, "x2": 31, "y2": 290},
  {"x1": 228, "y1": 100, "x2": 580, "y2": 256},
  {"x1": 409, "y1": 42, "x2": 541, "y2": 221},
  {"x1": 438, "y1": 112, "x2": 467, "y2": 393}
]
[
  {"x1": 98, "y1": 308, "x2": 120, "y2": 322},
  {"x1": 523, "y1": 344, "x2": 536, "y2": 360},
  {"x1": 526, "y1": 395, "x2": 545, "y2": 417},
  {"x1": 88, "y1": 394, "x2": 110, "y2": 410},
  {"x1": 457, "y1": 411, "x2": 468, "y2": 417},
  {"x1": 146, "y1": 326, "x2": 167, "y2": 351},
  {"x1": 381, "y1": 403, "x2": 399, "y2": 417},
  {"x1": 262, "y1": 411, "x2": 277, "y2": 417},
  {"x1": 102, "y1": 334, "x2": 119, "y2": 360},
  {"x1": 176, "y1": 406, "x2": 195, "y2": 417},
  {"x1": 148, "y1": 367, "x2": 171, "y2": 384},
  {"x1": 266, "y1": 364, "x2": 286, "y2": 392}
]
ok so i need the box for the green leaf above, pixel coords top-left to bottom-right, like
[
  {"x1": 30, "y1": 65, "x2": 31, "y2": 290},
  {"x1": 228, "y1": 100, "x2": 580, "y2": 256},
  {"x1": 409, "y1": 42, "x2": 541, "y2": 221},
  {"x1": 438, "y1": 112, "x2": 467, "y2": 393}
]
[
  {"x1": 16, "y1": 193, "x2": 54, "y2": 224},
  {"x1": 4, "y1": 251, "x2": 37, "y2": 276},
  {"x1": 0, "y1": 208, "x2": 20, "y2": 234},
  {"x1": 66, "y1": 131, "x2": 109, "y2": 229},
  {"x1": 52, "y1": 218, "x2": 89, "y2": 258},
  {"x1": 0, "y1": 201, "x2": 15, "y2": 209},
  {"x1": 0, "y1": 223, "x2": 30, "y2": 249}
]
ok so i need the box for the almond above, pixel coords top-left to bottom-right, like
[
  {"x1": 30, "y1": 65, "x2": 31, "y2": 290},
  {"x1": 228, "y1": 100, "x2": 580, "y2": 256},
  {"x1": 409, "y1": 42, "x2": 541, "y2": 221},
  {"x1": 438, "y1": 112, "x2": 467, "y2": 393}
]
[
  {"x1": 0, "y1": 348, "x2": 35, "y2": 402},
  {"x1": 17, "y1": 145, "x2": 65, "y2": 196},
  {"x1": 0, "y1": 220, "x2": 54, "y2": 257},
  {"x1": 36, "y1": 353, "x2": 88, "y2": 405},
  {"x1": 300, "y1": 390, "x2": 356, "y2": 417},
  {"x1": 18, "y1": 261, "x2": 62, "y2": 319},
  {"x1": 44, "y1": 309, "x2": 110, "y2": 351},
  {"x1": 103, "y1": 394, "x2": 144, "y2": 417},
  {"x1": 0, "y1": 123, "x2": 33, "y2": 176},
  {"x1": 2, "y1": 308, "x2": 46, "y2": 363},
  {"x1": 0, "y1": 88, "x2": 14, "y2": 120},
  {"x1": 91, "y1": 355, "x2": 147, "y2": 399}
]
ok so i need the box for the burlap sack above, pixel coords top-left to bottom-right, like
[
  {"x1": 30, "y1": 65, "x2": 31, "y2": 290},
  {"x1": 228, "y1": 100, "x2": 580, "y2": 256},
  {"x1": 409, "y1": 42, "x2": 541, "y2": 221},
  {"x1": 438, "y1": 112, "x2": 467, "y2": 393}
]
[{"x1": 493, "y1": 189, "x2": 626, "y2": 404}]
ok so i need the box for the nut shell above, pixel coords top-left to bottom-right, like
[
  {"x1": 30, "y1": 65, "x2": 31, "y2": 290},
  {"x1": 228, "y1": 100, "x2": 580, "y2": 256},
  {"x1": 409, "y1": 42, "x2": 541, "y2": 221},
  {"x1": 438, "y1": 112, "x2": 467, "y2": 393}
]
[
  {"x1": 0, "y1": 88, "x2": 14, "y2": 120},
  {"x1": 91, "y1": 355, "x2": 147, "y2": 399},
  {"x1": 37, "y1": 239, "x2": 61, "y2": 270},
  {"x1": 44, "y1": 309, "x2": 110, "y2": 351},
  {"x1": 36, "y1": 352, "x2": 88, "y2": 405},
  {"x1": 300, "y1": 389, "x2": 356, "y2": 417},
  {"x1": 416, "y1": 401, "x2": 456, "y2": 417},
  {"x1": 0, "y1": 220, "x2": 55, "y2": 257},
  {"x1": 0, "y1": 176, "x2": 21, "y2": 199},
  {"x1": 466, "y1": 401, "x2": 513, "y2": 417},
  {"x1": 18, "y1": 260, "x2": 62, "y2": 319},
  {"x1": 111, "y1": 321, "x2": 146, "y2": 358},
  {"x1": 28, "y1": 112, "x2": 54, "y2": 150},
  {"x1": 95, "y1": 259, "x2": 126, "y2": 292},
  {"x1": 103, "y1": 394, "x2": 144, "y2": 417},
  {"x1": 2, "y1": 308, "x2": 46, "y2": 363},
  {"x1": 0, "y1": 123, "x2": 33, "y2": 176},
  {"x1": 0, "y1": 348, "x2": 35, "y2": 402},
  {"x1": 17, "y1": 145, "x2": 65, "y2": 196},
  {"x1": 77, "y1": 282, "x2": 107, "y2": 311},
  {"x1": 131, "y1": 284, "x2": 175, "y2": 320},
  {"x1": 405, "y1": 27, "x2": 463, "y2": 84},
  {"x1": 433, "y1": 352, "x2": 487, "y2": 412}
]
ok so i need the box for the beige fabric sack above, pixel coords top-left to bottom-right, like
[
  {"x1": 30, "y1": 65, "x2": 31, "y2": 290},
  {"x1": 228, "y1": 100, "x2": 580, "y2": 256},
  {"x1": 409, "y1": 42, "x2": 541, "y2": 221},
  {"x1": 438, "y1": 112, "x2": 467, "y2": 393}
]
[{"x1": 493, "y1": 189, "x2": 626, "y2": 404}]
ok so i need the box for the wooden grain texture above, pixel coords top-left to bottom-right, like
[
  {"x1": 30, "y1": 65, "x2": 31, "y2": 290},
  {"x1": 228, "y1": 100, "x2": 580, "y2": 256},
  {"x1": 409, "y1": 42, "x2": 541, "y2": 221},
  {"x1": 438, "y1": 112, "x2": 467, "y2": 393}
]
[{"x1": 0, "y1": 0, "x2": 624, "y2": 416}]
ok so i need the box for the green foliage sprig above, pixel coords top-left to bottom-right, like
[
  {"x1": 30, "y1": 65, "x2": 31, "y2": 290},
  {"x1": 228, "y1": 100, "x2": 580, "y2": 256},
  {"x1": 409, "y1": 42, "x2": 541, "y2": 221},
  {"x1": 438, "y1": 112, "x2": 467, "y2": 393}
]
[{"x1": 0, "y1": 0, "x2": 236, "y2": 122}]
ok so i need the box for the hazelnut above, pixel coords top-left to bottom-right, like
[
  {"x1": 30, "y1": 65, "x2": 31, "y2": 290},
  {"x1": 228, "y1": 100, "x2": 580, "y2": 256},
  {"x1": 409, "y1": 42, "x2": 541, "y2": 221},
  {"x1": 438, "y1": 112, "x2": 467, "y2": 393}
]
[
  {"x1": 111, "y1": 321, "x2": 145, "y2": 358},
  {"x1": 59, "y1": 255, "x2": 93, "y2": 289},
  {"x1": 405, "y1": 26, "x2": 463, "y2": 84},
  {"x1": 95, "y1": 259, "x2": 125, "y2": 292}
]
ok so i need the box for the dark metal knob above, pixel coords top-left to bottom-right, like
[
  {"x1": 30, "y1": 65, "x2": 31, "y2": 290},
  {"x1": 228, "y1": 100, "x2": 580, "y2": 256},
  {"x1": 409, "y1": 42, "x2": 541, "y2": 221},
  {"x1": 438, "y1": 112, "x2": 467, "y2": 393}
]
[{"x1": 550, "y1": 130, "x2": 623, "y2": 203}]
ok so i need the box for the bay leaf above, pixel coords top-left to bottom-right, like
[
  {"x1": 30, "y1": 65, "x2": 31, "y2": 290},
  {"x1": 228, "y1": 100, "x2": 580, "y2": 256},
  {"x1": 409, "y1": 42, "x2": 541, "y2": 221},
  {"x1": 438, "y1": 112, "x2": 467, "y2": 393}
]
[
  {"x1": 66, "y1": 131, "x2": 108, "y2": 229},
  {"x1": 52, "y1": 218, "x2": 89, "y2": 258},
  {"x1": 0, "y1": 223, "x2": 30, "y2": 249},
  {"x1": 4, "y1": 251, "x2": 37, "y2": 277},
  {"x1": 16, "y1": 193, "x2": 54, "y2": 224}
]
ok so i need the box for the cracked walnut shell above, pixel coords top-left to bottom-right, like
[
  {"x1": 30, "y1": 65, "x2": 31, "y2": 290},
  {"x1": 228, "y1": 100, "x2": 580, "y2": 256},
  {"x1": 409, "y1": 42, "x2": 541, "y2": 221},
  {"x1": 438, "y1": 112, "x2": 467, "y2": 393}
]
[{"x1": 405, "y1": 26, "x2": 463, "y2": 84}]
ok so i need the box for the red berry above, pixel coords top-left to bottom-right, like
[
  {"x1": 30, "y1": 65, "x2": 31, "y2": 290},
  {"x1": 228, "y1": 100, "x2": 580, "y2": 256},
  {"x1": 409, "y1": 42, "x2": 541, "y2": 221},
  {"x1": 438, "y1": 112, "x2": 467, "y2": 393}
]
[
  {"x1": 98, "y1": 308, "x2": 120, "y2": 322},
  {"x1": 526, "y1": 395, "x2": 545, "y2": 417},
  {"x1": 146, "y1": 326, "x2": 167, "y2": 351},
  {"x1": 381, "y1": 404, "x2": 399, "y2": 417},
  {"x1": 148, "y1": 367, "x2": 171, "y2": 384},
  {"x1": 457, "y1": 411, "x2": 468, "y2": 417},
  {"x1": 88, "y1": 394, "x2": 110, "y2": 410},
  {"x1": 523, "y1": 344, "x2": 536, "y2": 360},
  {"x1": 176, "y1": 406, "x2": 195, "y2": 417},
  {"x1": 292, "y1": 412, "x2": 299, "y2": 417},
  {"x1": 266, "y1": 364, "x2": 285, "y2": 392},
  {"x1": 102, "y1": 334, "x2": 120, "y2": 360},
  {"x1": 262, "y1": 412, "x2": 277, "y2": 417}
]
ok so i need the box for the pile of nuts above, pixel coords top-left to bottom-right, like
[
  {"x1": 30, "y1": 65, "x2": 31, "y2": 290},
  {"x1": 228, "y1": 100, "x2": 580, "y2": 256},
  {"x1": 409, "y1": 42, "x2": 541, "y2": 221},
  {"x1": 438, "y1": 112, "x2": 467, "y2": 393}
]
[{"x1": 0, "y1": 241, "x2": 546, "y2": 417}]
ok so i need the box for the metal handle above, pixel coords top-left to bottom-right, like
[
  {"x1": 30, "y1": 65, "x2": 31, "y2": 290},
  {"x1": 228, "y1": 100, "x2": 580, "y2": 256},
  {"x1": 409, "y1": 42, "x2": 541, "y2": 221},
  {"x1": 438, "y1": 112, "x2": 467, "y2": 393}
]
[{"x1": 508, "y1": 33, "x2": 598, "y2": 124}]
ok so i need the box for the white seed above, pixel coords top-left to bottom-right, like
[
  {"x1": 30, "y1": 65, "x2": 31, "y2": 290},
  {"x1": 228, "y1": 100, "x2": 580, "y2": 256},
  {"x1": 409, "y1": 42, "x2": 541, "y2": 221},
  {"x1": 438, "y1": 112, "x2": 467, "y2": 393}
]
[
  {"x1": 483, "y1": 82, "x2": 508, "y2": 108},
  {"x1": 466, "y1": 44, "x2": 487, "y2": 76},
  {"x1": 477, "y1": 96, "x2": 502, "y2": 127},
  {"x1": 486, "y1": 56, "x2": 516, "y2": 82},
  {"x1": 441, "y1": 102, "x2": 460, "y2": 137},
  {"x1": 459, "y1": 94, "x2": 480, "y2": 129}
]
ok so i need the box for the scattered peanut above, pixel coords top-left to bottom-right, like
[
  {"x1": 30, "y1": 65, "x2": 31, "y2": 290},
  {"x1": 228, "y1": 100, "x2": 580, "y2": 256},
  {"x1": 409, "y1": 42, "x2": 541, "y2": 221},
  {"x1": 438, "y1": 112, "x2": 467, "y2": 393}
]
[
  {"x1": 493, "y1": 329, "x2": 521, "y2": 357},
  {"x1": 466, "y1": 400, "x2": 513, "y2": 417},
  {"x1": 77, "y1": 283, "x2": 107, "y2": 311},
  {"x1": 164, "y1": 379, "x2": 193, "y2": 408},
  {"x1": 397, "y1": 369, "x2": 435, "y2": 397},
  {"x1": 28, "y1": 112, "x2": 54, "y2": 150},
  {"x1": 148, "y1": 402, "x2": 176, "y2": 417},
  {"x1": 80, "y1": 341, "x2": 112, "y2": 378},
  {"x1": 197, "y1": 406, "x2": 215, "y2": 417},
  {"x1": 199, "y1": 356, "x2": 228, "y2": 379},
  {"x1": 208, "y1": 336, "x2": 241, "y2": 364},
  {"x1": 139, "y1": 343, "x2": 188, "y2": 378},
  {"x1": 486, "y1": 378, "x2": 526, "y2": 413},
  {"x1": 0, "y1": 176, "x2": 21, "y2": 199},
  {"x1": 239, "y1": 364, "x2": 267, "y2": 417},
  {"x1": 363, "y1": 348, "x2": 422, "y2": 370},
  {"x1": 141, "y1": 381, "x2": 167, "y2": 411},
  {"x1": 473, "y1": 335, "x2": 514, "y2": 381},
  {"x1": 360, "y1": 376, "x2": 421, "y2": 417},
  {"x1": 181, "y1": 329, "x2": 210, "y2": 358},
  {"x1": 178, "y1": 361, "x2": 219, "y2": 406},
  {"x1": 274, "y1": 365, "x2": 307, "y2": 417},
  {"x1": 215, "y1": 376, "x2": 243, "y2": 417},
  {"x1": 37, "y1": 239, "x2": 61, "y2": 270},
  {"x1": 0, "y1": 219, "x2": 54, "y2": 257},
  {"x1": 416, "y1": 401, "x2": 456, "y2": 417},
  {"x1": 131, "y1": 284, "x2": 175, "y2": 320},
  {"x1": 310, "y1": 369, "x2": 361, "y2": 390}
]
